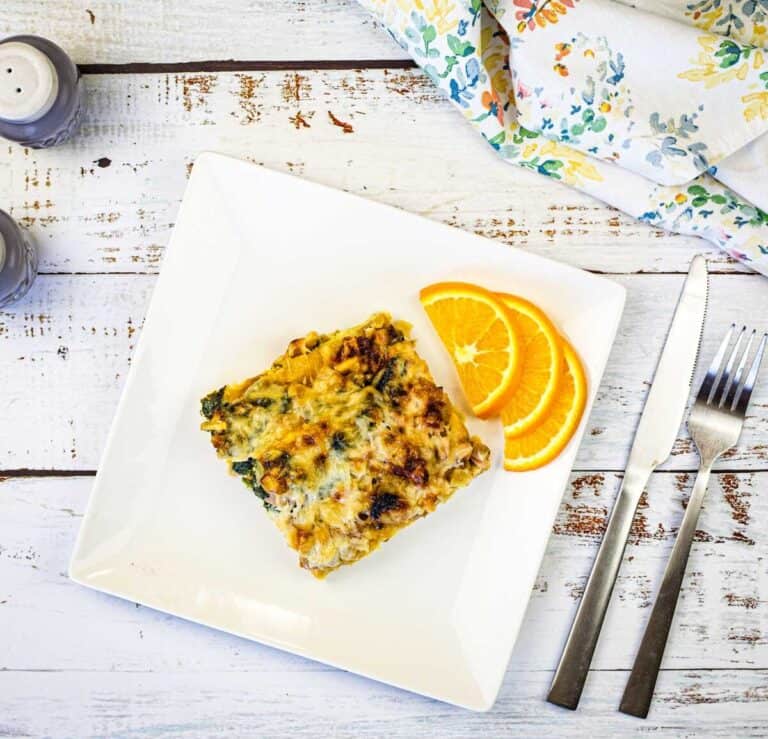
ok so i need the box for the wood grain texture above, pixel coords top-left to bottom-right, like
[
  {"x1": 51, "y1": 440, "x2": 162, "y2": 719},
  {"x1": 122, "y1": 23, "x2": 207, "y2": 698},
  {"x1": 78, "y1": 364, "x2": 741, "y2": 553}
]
[
  {"x1": 0, "y1": 70, "x2": 746, "y2": 276},
  {"x1": 2, "y1": 669, "x2": 767, "y2": 738},
  {"x1": 1, "y1": 475, "x2": 765, "y2": 736},
  {"x1": 0, "y1": 1, "x2": 406, "y2": 64},
  {"x1": 2, "y1": 274, "x2": 767, "y2": 472}
]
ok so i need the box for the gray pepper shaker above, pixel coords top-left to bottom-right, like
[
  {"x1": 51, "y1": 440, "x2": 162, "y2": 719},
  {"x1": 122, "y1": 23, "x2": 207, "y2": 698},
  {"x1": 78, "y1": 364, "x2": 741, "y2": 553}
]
[
  {"x1": 0, "y1": 35, "x2": 84, "y2": 148},
  {"x1": 0, "y1": 209, "x2": 38, "y2": 308}
]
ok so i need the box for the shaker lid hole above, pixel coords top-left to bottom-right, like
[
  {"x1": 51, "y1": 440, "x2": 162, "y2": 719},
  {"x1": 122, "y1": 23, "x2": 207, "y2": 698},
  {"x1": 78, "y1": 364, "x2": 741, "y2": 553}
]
[{"x1": 0, "y1": 41, "x2": 59, "y2": 123}]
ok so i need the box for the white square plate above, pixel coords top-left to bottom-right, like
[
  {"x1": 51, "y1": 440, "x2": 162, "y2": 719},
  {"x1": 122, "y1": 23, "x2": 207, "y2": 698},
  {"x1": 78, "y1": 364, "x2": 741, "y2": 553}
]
[{"x1": 70, "y1": 152, "x2": 625, "y2": 711}]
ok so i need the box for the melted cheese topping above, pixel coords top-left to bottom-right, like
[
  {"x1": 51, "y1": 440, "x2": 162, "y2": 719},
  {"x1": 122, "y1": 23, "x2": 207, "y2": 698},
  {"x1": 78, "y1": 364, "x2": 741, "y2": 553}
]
[{"x1": 201, "y1": 313, "x2": 490, "y2": 577}]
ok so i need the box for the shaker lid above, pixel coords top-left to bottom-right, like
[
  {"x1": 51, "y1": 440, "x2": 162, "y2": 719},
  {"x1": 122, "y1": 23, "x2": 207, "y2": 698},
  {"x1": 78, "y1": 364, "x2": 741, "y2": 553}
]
[{"x1": 0, "y1": 41, "x2": 59, "y2": 123}]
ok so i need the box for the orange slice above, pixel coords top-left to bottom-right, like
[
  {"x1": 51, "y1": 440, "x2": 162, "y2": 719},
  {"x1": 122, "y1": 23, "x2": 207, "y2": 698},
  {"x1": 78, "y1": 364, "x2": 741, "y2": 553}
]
[
  {"x1": 420, "y1": 282, "x2": 522, "y2": 418},
  {"x1": 503, "y1": 339, "x2": 587, "y2": 471},
  {"x1": 496, "y1": 293, "x2": 563, "y2": 438}
]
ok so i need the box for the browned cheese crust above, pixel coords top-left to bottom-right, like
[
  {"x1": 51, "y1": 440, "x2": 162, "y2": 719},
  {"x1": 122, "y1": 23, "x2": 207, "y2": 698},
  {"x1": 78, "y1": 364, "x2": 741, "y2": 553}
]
[{"x1": 200, "y1": 313, "x2": 490, "y2": 577}]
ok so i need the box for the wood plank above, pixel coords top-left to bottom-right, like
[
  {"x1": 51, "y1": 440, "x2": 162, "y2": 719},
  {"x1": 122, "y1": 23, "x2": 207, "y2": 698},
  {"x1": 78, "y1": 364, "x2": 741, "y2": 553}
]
[
  {"x1": 0, "y1": 70, "x2": 744, "y2": 276},
  {"x1": 2, "y1": 274, "x2": 767, "y2": 471},
  {"x1": 1, "y1": 1, "x2": 406, "y2": 64},
  {"x1": 0, "y1": 275, "x2": 153, "y2": 470},
  {"x1": 1, "y1": 668, "x2": 766, "y2": 738},
  {"x1": 1, "y1": 473, "x2": 765, "y2": 674}
]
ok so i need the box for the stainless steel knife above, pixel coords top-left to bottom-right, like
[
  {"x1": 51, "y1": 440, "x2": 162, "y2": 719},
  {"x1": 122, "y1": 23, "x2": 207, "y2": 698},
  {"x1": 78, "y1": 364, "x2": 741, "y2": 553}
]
[{"x1": 547, "y1": 255, "x2": 708, "y2": 711}]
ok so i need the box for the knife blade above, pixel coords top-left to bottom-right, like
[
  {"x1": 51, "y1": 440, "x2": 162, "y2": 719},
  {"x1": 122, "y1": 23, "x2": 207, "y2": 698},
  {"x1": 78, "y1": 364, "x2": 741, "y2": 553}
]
[{"x1": 547, "y1": 254, "x2": 708, "y2": 711}]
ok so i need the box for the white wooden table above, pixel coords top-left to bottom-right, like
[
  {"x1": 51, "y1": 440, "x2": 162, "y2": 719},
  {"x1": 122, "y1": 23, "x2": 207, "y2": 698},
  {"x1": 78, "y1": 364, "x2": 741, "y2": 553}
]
[{"x1": 1, "y1": 3, "x2": 767, "y2": 736}]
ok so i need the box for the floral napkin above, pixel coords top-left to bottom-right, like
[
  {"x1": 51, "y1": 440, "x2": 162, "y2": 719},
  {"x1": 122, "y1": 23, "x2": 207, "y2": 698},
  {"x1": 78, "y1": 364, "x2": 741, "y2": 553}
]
[{"x1": 356, "y1": 0, "x2": 768, "y2": 274}]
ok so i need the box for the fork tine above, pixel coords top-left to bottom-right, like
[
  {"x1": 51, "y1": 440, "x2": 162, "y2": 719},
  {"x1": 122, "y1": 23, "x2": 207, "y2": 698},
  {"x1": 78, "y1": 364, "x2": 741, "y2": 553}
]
[
  {"x1": 725, "y1": 330, "x2": 755, "y2": 410},
  {"x1": 698, "y1": 324, "x2": 734, "y2": 404},
  {"x1": 718, "y1": 326, "x2": 746, "y2": 408},
  {"x1": 734, "y1": 332, "x2": 767, "y2": 416}
]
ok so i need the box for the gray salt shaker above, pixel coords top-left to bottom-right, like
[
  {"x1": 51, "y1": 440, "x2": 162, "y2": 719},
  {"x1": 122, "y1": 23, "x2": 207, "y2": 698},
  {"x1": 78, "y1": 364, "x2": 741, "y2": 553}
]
[
  {"x1": 0, "y1": 35, "x2": 84, "y2": 148},
  {"x1": 0, "y1": 209, "x2": 37, "y2": 308}
]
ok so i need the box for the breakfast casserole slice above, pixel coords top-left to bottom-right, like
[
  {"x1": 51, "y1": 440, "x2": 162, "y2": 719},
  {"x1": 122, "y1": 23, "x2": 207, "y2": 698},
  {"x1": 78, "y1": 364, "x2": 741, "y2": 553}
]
[{"x1": 200, "y1": 312, "x2": 490, "y2": 578}]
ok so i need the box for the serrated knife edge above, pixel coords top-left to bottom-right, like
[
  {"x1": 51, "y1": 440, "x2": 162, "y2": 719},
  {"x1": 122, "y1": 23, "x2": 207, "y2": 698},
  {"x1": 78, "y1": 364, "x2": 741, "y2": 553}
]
[{"x1": 626, "y1": 254, "x2": 709, "y2": 472}]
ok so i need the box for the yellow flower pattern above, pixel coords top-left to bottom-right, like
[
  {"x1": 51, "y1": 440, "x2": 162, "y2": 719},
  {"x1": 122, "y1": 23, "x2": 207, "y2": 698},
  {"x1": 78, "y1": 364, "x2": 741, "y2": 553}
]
[
  {"x1": 743, "y1": 91, "x2": 768, "y2": 121},
  {"x1": 678, "y1": 35, "x2": 768, "y2": 122},
  {"x1": 424, "y1": 0, "x2": 459, "y2": 34},
  {"x1": 538, "y1": 140, "x2": 604, "y2": 185},
  {"x1": 685, "y1": 0, "x2": 768, "y2": 47},
  {"x1": 677, "y1": 35, "x2": 762, "y2": 88}
]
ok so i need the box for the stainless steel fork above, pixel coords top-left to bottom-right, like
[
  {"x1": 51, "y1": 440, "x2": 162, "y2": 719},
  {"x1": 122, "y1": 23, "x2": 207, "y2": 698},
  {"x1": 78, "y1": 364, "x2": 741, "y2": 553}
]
[{"x1": 619, "y1": 325, "x2": 767, "y2": 719}]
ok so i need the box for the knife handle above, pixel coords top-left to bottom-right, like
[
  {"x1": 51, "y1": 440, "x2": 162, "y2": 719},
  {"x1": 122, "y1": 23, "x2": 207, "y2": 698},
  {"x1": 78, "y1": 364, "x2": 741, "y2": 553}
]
[{"x1": 547, "y1": 471, "x2": 647, "y2": 710}]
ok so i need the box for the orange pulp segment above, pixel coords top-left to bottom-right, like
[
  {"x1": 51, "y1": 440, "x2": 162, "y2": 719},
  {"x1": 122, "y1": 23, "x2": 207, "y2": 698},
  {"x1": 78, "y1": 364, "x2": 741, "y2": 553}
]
[
  {"x1": 497, "y1": 293, "x2": 564, "y2": 438},
  {"x1": 420, "y1": 282, "x2": 522, "y2": 418},
  {"x1": 503, "y1": 339, "x2": 587, "y2": 471}
]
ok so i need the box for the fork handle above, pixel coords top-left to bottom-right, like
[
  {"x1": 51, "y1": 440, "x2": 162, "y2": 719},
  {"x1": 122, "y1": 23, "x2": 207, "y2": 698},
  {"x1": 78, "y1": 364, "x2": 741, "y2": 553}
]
[
  {"x1": 620, "y1": 461, "x2": 714, "y2": 718},
  {"x1": 548, "y1": 472, "x2": 648, "y2": 710}
]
